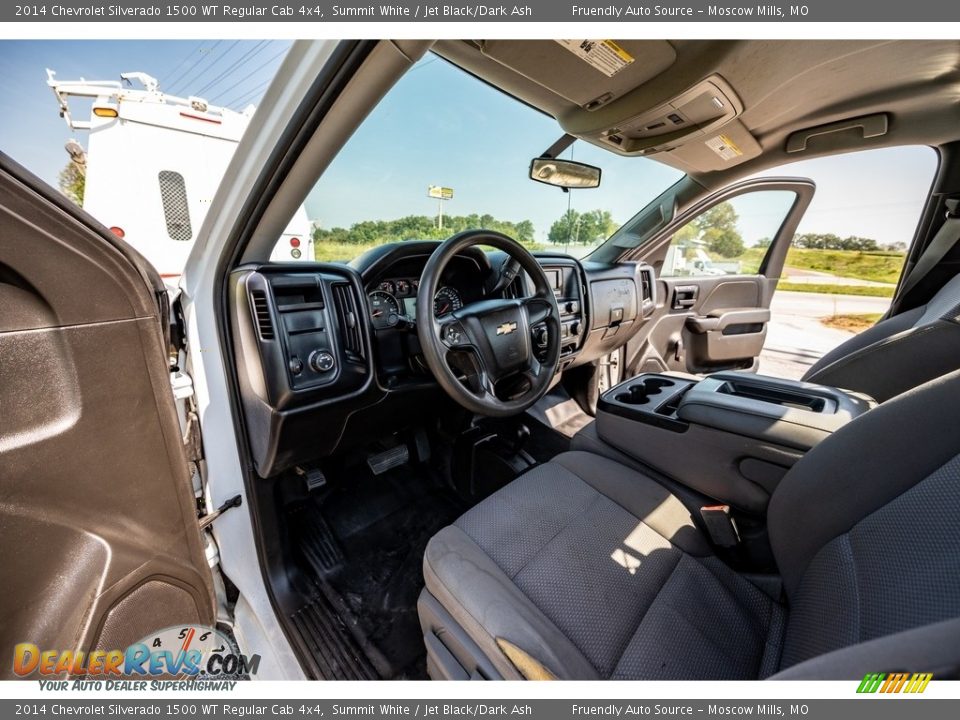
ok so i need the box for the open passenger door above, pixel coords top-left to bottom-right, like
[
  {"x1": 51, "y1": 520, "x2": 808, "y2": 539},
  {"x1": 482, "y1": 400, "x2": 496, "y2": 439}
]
[
  {"x1": 619, "y1": 178, "x2": 815, "y2": 377},
  {"x1": 0, "y1": 155, "x2": 215, "y2": 677}
]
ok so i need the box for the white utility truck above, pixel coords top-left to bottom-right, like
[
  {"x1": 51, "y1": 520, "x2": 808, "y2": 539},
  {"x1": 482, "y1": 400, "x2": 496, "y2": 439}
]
[{"x1": 47, "y1": 69, "x2": 313, "y2": 282}]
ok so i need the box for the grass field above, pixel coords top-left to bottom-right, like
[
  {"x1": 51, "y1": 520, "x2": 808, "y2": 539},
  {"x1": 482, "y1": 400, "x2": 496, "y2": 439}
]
[
  {"x1": 731, "y1": 247, "x2": 905, "y2": 284},
  {"x1": 776, "y1": 282, "x2": 895, "y2": 298},
  {"x1": 312, "y1": 239, "x2": 906, "y2": 296},
  {"x1": 784, "y1": 248, "x2": 905, "y2": 284},
  {"x1": 822, "y1": 313, "x2": 884, "y2": 332}
]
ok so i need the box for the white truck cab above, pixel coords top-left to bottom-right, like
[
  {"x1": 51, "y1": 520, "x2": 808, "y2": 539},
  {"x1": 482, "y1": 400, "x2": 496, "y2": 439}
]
[{"x1": 47, "y1": 69, "x2": 313, "y2": 282}]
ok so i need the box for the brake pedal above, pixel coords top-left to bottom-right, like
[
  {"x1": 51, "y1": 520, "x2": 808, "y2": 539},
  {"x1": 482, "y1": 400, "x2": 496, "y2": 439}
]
[{"x1": 367, "y1": 445, "x2": 409, "y2": 475}]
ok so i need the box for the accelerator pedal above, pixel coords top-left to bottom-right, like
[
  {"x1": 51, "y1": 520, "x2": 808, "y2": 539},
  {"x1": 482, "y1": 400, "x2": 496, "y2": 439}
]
[{"x1": 366, "y1": 444, "x2": 409, "y2": 475}]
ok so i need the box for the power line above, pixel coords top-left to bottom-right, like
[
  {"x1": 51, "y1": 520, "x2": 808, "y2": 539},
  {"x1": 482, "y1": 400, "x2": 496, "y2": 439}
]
[
  {"x1": 223, "y1": 78, "x2": 272, "y2": 109},
  {"x1": 166, "y1": 40, "x2": 220, "y2": 94},
  {"x1": 194, "y1": 40, "x2": 268, "y2": 97},
  {"x1": 161, "y1": 41, "x2": 205, "y2": 88},
  {"x1": 169, "y1": 39, "x2": 235, "y2": 96},
  {"x1": 212, "y1": 45, "x2": 289, "y2": 105},
  {"x1": 172, "y1": 39, "x2": 240, "y2": 96}
]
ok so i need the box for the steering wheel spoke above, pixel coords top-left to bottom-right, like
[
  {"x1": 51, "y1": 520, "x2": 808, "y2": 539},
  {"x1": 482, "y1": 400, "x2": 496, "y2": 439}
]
[
  {"x1": 521, "y1": 355, "x2": 543, "y2": 388},
  {"x1": 438, "y1": 314, "x2": 471, "y2": 349},
  {"x1": 522, "y1": 296, "x2": 553, "y2": 325},
  {"x1": 450, "y1": 347, "x2": 499, "y2": 403}
]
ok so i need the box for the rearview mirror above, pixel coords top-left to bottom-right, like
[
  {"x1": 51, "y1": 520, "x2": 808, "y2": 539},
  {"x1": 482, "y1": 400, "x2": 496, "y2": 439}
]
[{"x1": 529, "y1": 157, "x2": 601, "y2": 189}]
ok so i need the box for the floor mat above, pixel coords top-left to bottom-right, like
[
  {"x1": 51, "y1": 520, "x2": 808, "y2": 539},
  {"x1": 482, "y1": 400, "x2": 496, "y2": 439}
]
[
  {"x1": 291, "y1": 462, "x2": 466, "y2": 679},
  {"x1": 290, "y1": 587, "x2": 378, "y2": 680}
]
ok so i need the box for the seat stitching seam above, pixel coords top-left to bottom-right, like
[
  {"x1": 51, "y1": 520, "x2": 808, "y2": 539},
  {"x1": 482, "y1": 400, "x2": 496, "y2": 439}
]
[
  {"x1": 509, "y1": 489, "x2": 603, "y2": 580},
  {"x1": 555, "y1": 454, "x2": 705, "y2": 553},
  {"x1": 842, "y1": 533, "x2": 862, "y2": 646},
  {"x1": 610, "y1": 552, "x2": 685, "y2": 679},
  {"x1": 456, "y1": 464, "x2": 595, "y2": 578}
]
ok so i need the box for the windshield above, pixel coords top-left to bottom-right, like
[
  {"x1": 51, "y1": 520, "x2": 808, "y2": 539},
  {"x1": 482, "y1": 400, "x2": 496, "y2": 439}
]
[{"x1": 307, "y1": 54, "x2": 684, "y2": 263}]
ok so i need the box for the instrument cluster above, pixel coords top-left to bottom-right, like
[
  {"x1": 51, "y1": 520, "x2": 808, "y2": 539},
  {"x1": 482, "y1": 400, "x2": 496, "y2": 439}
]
[{"x1": 367, "y1": 277, "x2": 464, "y2": 330}]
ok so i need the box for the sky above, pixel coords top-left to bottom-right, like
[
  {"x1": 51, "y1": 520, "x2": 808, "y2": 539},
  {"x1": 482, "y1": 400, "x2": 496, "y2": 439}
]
[{"x1": 0, "y1": 40, "x2": 939, "y2": 248}]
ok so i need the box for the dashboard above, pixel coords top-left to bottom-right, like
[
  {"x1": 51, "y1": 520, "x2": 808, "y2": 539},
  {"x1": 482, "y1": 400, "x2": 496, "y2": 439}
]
[{"x1": 229, "y1": 240, "x2": 655, "y2": 477}]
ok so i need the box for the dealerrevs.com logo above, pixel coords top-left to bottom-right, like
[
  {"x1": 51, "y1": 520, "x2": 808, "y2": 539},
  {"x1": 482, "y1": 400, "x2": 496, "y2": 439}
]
[
  {"x1": 857, "y1": 672, "x2": 933, "y2": 694},
  {"x1": 13, "y1": 625, "x2": 260, "y2": 683}
]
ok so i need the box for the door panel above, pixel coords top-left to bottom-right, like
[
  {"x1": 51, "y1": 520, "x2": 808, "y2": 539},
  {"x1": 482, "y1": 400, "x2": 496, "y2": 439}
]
[
  {"x1": 622, "y1": 178, "x2": 814, "y2": 376},
  {"x1": 0, "y1": 156, "x2": 214, "y2": 676}
]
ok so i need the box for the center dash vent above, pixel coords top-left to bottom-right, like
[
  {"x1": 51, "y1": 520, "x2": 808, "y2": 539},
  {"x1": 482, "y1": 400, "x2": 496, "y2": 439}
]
[
  {"x1": 251, "y1": 290, "x2": 275, "y2": 340},
  {"x1": 332, "y1": 283, "x2": 364, "y2": 361}
]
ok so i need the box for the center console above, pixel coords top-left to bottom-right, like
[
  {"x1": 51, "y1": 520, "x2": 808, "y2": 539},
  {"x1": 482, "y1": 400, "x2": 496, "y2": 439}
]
[{"x1": 595, "y1": 372, "x2": 876, "y2": 514}]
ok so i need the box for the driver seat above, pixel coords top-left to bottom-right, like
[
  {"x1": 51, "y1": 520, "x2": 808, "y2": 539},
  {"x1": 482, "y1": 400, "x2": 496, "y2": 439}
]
[{"x1": 418, "y1": 371, "x2": 960, "y2": 680}]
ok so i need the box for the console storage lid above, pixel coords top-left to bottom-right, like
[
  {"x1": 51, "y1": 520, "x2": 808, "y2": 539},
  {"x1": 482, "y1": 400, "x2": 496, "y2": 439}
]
[{"x1": 676, "y1": 372, "x2": 876, "y2": 451}]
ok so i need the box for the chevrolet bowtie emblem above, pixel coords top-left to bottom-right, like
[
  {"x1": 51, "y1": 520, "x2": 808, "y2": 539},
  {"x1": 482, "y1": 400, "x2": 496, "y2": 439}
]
[{"x1": 496, "y1": 321, "x2": 518, "y2": 335}]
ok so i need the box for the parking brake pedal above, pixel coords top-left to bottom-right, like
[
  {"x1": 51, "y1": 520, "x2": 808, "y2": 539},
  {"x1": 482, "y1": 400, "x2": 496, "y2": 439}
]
[
  {"x1": 367, "y1": 444, "x2": 409, "y2": 475},
  {"x1": 295, "y1": 466, "x2": 328, "y2": 492}
]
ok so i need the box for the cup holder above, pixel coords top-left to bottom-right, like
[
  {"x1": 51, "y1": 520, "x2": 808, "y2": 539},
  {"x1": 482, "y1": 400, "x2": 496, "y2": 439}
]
[{"x1": 615, "y1": 377, "x2": 676, "y2": 406}]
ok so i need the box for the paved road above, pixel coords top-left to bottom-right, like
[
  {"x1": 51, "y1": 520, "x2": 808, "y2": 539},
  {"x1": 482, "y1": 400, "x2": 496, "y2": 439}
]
[{"x1": 758, "y1": 291, "x2": 892, "y2": 379}]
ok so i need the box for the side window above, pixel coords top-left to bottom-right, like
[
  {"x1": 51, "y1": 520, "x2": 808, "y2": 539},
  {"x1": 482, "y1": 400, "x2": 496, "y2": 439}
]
[
  {"x1": 158, "y1": 170, "x2": 192, "y2": 242},
  {"x1": 660, "y1": 190, "x2": 797, "y2": 277}
]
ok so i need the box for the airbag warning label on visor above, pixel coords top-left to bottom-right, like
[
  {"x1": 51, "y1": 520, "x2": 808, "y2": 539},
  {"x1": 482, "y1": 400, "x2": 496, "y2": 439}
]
[{"x1": 556, "y1": 40, "x2": 635, "y2": 77}]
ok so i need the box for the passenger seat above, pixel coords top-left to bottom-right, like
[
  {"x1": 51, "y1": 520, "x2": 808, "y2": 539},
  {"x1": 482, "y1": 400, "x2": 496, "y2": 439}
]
[{"x1": 801, "y1": 273, "x2": 960, "y2": 401}]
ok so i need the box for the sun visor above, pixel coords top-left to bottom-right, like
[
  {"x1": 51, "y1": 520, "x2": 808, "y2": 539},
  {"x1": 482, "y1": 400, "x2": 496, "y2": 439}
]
[
  {"x1": 590, "y1": 75, "x2": 744, "y2": 156},
  {"x1": 479, "y1": 40, "x2": 677, "y2": 110}
]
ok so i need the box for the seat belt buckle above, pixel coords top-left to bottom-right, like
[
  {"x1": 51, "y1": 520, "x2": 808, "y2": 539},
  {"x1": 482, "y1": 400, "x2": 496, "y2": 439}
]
[{"x1": 700, "y1": 505, "x2": 741, "y2": 548}]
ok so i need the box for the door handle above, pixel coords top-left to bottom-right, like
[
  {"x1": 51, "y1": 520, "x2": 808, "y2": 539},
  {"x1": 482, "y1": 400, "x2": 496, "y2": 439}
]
[{"x1": 673, "y1": 285, "x2": 698, "y2": 309}]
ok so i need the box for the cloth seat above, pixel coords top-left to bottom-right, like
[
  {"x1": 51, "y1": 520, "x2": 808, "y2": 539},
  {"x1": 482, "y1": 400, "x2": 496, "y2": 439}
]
[
  {"x1": 801, "y1": 273, "x2": 960, "y2": 401},
  {"x1": 420, "y1": 371, "x2": 960, "y2": 680}
]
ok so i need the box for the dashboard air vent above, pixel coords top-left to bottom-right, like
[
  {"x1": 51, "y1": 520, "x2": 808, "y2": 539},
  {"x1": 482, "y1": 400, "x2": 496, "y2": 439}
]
[
  {"x1": 251, "y1": 290, "x2": 274, "y2": 340},
  {"x1": 639, "y1": 266, "x2": 656, "y2": 306},
  {"x1": 333, "y1": 283, "x2": 364, "y2": 361}
]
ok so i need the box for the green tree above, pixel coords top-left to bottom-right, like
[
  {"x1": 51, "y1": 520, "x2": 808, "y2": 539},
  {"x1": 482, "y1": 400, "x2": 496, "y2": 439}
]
[
  {"x1": 703, "y1": 227, "x2": 745, "y2": 258},
  {"x1": 577, "y1": 209, "x2": 616, "y2": 245},
  {"x1": 792, "y1": 232, "x2": 880, "y2": 251},
  {"x1": 313, "y1": 214, "x2": 539, "y2": 246},
  {"x1": 695, "y1": 202, "x2": 739, "y2": 236},
  {"x1": 673, "y1": 201, "x2": 745, "y2": 258},
  {"x1": 547, "y1": 209, "x2": 616, "y2": 245},
  {"x1": 548, "y1": 209, "x2": 580, "y2": 245},
  {"x1": 514, "y1": 220, "x2": 535, "y2": 244},
  {"x1": 59, "y1": 161, "x2": 85, "y2": 206}
]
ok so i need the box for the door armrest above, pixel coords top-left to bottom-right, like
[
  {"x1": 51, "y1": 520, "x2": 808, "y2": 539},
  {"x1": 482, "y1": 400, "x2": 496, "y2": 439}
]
[{"x1": 685, "y1": 308, "x2": 771, "y2": 334}]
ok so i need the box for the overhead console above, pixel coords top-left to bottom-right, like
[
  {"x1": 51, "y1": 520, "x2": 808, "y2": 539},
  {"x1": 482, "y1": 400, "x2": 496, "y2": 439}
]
[
  {"x1": 596, "y1": 372, "x2": 876, "y2": 514},
  {"x1": 230, "y1": 263, "x2": 376, "y2": 476},
  {"x1": 594, "y1": 75, "x2": 744, "y2": 156}
]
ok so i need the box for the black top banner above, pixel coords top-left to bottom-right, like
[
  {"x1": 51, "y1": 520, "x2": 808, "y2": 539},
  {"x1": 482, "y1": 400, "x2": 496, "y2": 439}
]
[{"x1": 6, "y1": 0, "x2": 960, "y2": 22}]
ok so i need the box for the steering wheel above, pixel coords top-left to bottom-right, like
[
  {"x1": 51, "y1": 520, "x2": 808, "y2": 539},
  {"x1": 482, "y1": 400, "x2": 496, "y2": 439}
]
[{"x1": 417, "y1": 230, "x2": 561, "y2": 417}]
